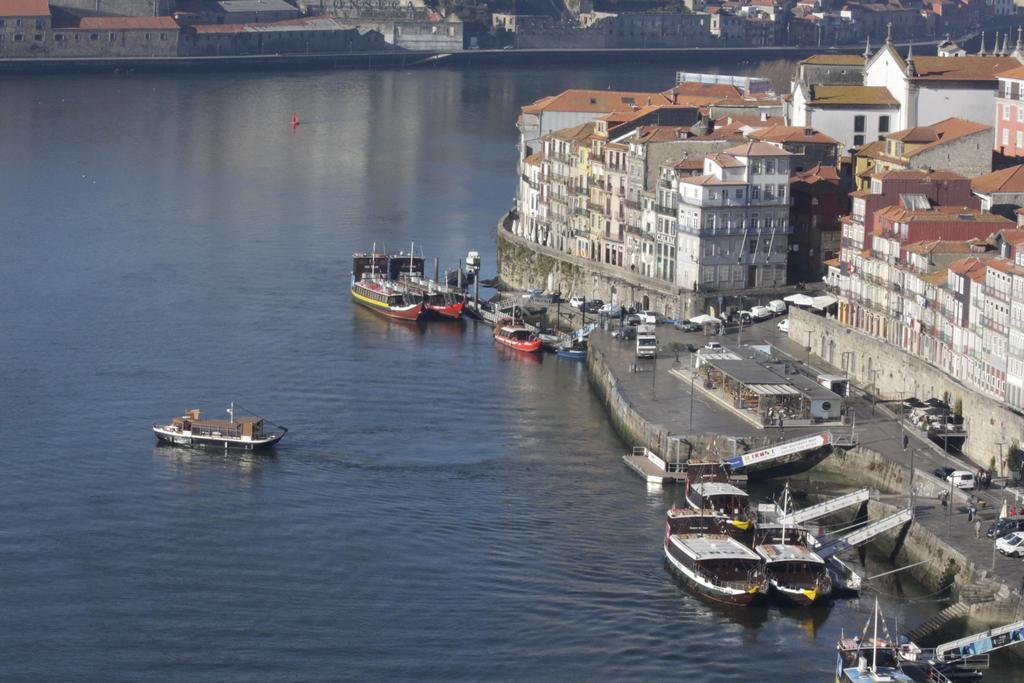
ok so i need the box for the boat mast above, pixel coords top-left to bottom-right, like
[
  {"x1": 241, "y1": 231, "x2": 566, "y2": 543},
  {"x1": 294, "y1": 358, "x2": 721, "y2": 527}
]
[
  {"x1": 781, "y1": 482, "x2": 789, "y2": 547},
  {"x1": 409, "y1": 241, "x2": 415, "y2": 279},
  {"x1": 872, "y1": 596, "x2": 879, "y2": 674}
]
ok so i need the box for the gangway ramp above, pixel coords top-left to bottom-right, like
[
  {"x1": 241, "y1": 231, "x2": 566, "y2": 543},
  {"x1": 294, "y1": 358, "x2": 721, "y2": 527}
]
[
  {"x1": 780, "y1": 489, "x2": 870, "y2": 526},
  {"x1": 726, "y1": 431, "x2": 855, "y2": 475},
  {"x1": 935, "y1": 619, "x2": 1024, "y2": 661},
  {"x1": 816, "y1": 508, "x2": 912, "y2": 559}
]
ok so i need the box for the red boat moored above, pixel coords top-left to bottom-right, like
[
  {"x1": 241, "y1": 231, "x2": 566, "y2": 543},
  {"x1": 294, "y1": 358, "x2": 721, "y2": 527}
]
[{"x1": 494, "y1": 321, "x2": 542, "y2": 353}]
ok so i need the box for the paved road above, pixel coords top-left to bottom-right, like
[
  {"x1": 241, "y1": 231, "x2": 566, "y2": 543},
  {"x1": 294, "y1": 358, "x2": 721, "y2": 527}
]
[{"x1": 588, "y1": 311, "x2": 1024, "y2": 592}]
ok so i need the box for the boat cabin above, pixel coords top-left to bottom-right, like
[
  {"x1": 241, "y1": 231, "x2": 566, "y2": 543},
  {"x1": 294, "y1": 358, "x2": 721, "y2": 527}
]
[
  {"x1": 388, "y1": 254, "x2": 426, "y2": 280},
  {"x1": 352, "y1": 253, "x2": 389, "y2": 281},
  {"x1": 753, "y1": 522, "x2": 812, "y2": 546},
  {"x1": 685, "y1": 461, "x2": 731, "y2": 485},
  {"x1": 497, "y1": 327, "x2": 538, "y2": 342},
  {"x1": 353, "y1": 281, "x2": 418, "y2": 308},
  {"x1": 835, "y1": 637, "x2": 913, "y2": 683},
  {"x1": 686, "y1": 481, "x2": 751, "y2": 518},
  {"x1": 172, "y1": 409, "x2": 265, "y2": 439},
  {"x1": 666, "y1": 534, "x2": 764, "y2": 590},
  {"x1": 666, "y1": 509, "x2": 727, "y2": 536},
  {"x1": 756, "y1": 543, "x2": 826, "y2": 580}
]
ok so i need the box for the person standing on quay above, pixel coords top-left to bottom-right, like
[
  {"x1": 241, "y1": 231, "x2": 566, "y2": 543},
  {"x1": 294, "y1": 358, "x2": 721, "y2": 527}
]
[{"x1": 975, "y1": 519, "x2": 982, "y2": 539}]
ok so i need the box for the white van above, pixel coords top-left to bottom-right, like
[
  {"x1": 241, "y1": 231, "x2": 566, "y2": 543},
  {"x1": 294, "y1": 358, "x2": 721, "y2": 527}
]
[
  {"x1": 768, "y1": 300, "x2": 787, "y2": 315},
  {"x1": 750, "y1": 305, "x2": 772, "y2": 321},
  {"x1": 636, "y1": 324, "x2": 657, "y2": 358},
  {"x1": 945, "y1": 470, "x2": 976, "y2": 490}
]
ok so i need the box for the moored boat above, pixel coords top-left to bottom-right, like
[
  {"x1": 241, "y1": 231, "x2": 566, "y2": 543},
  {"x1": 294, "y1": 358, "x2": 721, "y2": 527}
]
[
  {"x1": 684, "y1": 464, "x2": 755, "y2": 534},
  {"x1": 754, "y1": 533, "x2": 831, "y2": 606},
  {"x1": 754, "y1": 484, "x2": 832, "y2": 606},
  {"x1": 494, "y1": 319, "x2": 542, "y2": 353},
  {"x1": 153, "y1": 405, "x2": 287, "y2": 451},
  {"x1": 663, "y1": 532, "x2": 766, "y2": 606},
  {"x1": 556, "y1": 337, "x2": 587, "y2": 359},
  {"x1": 835, "y1": 599, "x2": 914, "y2": 683},
  {"x1": 351, "y1": 252, "x2": 425, "y2": 321}
]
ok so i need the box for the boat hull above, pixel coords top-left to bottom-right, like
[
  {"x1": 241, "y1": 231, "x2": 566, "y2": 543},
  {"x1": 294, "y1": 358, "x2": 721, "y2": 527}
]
[
  {"x1": 556, "y1": 349, "x2": 586, "y2": 360},
  {"x1": 663, "y1": 544, "x2": 761, "y2": 606},
  {"x1": 495, "y1": 336, "x2": 542, "y2": 353},
  {"x1": 153, "y1": 426, "x2": 287, "y2": 451},
  {"x1": 770, "y1": 578, "x2": 830, "y2": 606},
  {"x1": 427, "y1": 300, "x2": 465, "y2": 320},
  {"x1": 351, "y1": 288, "x2": 424, "y2": 321}
]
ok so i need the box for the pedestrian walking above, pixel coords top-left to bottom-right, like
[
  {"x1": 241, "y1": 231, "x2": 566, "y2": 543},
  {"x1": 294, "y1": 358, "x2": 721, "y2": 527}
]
[
  {"x1": 975, "y1": 519, "x2": 982, "y2": 539},
  {"x1": 968, "y1": 503, "x2": 977, "y2": 522}
]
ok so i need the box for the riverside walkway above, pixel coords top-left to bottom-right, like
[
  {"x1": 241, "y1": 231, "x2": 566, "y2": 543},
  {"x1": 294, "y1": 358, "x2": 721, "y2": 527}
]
[{"x1": 588, "y1": 316, "x2": 1024, "y2": 593}]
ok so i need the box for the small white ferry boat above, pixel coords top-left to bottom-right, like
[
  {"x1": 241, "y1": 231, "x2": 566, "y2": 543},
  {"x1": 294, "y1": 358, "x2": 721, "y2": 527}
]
[{"x1": 153, "y1": 404, "x2": 287, "y2": 451}]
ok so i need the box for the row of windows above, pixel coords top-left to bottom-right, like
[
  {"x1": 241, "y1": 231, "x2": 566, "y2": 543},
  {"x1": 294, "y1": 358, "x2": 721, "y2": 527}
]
[
  {"x1": 1001, "y1": 103, "x2": 1024, "y2": 123},
  {"x1": 0, "y1": 18, "x2": 44, "y2": 28},
  {"x1": 2, "y1": 30, "x2": 169, "y2": 42},
  {"x1": 1000, "y1": 128, "x2": 1024, "y2": 149},
  {"x1": 853, "y1": 114, "x2": 890, "y2": 133}
]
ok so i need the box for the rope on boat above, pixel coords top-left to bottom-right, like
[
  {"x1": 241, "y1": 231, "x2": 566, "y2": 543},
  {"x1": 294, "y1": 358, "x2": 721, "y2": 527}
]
[{"x1": 232, "y1": 402, "x2": 288, "y2": 431}]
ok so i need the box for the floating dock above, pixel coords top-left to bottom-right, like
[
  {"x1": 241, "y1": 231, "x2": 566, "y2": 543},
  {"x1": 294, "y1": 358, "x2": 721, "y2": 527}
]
[{"x1": 622, "y1": 447, "x2": 687, "y2": 484}]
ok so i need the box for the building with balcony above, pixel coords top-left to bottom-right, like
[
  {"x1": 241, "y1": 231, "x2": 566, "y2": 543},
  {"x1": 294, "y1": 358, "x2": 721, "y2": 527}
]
[{"x1": 675, "y1": 141, "x2": 792, "y2": 292}]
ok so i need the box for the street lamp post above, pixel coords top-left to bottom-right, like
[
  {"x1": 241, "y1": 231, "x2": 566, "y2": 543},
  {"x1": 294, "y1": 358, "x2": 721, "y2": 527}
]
[
  {"x1": 805, "y1": 330, "x2": 812, "y2": 364},
  {"x1": 690, "y1": 371, "x2": 696, "y2": 428}
]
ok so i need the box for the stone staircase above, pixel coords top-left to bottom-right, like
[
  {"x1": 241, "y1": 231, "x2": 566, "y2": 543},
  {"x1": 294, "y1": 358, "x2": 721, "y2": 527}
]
[{"x1": 906, "y1": 602, "x2": 970, "y2": 643}]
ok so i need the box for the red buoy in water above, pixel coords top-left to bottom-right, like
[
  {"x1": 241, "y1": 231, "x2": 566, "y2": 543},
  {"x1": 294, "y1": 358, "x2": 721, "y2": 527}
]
[{"x1": 291, "y1": 113, "x2": 300, "y2": 127}]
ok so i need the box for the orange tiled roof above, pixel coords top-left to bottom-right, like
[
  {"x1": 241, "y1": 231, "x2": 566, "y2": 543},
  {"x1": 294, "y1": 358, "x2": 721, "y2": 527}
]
[
  {"x1": 912, "y1": 55, "x2": 1021, "y2": 82},
  {"x1": 800, "y1": 54, "x2": 865, "y2": 66},
  {"x1": 522, "y1": 89, "x2": 671, "y2": 115},
  {"x1": 809, "y1": 85, "x2": 898, "y2": 106},
  {"x1": 0, "y1": 0, "x2": 49, "y2": 16},
  {"x1": 873, "y1": 168, "x2": 966, "y2": 181},
  {"x1": 904, "y1": 238, "x2": 983, "y2": 254},
  {"x1": 663, "y1": 82, "x2": 743, "y2": 100},
  {"x1": 706, "y1": 152, "x2": 743, "y2": 168},
  {"x1": 723, "y1": 140, "x2": 792, "y2": 156},
  {"x1": 971, "y1": 164, "x2": 1024, "y2": 195},
  {"x1": 79, "y1": 16, "x2": 178, "y2": 28},
  {"x1": 749, "y1": 125, "x2": 839, "y2": 145},
  {"x1": 793, "y1": 163, "x2": 840, "y2": 184}
]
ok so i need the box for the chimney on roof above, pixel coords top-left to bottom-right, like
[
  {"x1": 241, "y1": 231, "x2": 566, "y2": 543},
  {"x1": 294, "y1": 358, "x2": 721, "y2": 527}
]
[
  {"x1": 804, "y1": 127, "x2": 814, "y2": 136},
  {"x1": 647, "y1": 96, "x2": 652, "y2": 106},
  {"x1": 760, "y1": 110, "x2": 768, "y2": 121}
]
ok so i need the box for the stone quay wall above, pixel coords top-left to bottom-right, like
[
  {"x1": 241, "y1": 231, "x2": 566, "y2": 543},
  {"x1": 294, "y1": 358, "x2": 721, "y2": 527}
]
[
  {"x1": 496, "y1": 212, "x2": 809, "y2": 320},
  {"x1": 788, "y1": 307, "x2": 1024, "y2": 470},
  {"x1": 586, "y1": 342, "x2": 775, "y2": 461}
]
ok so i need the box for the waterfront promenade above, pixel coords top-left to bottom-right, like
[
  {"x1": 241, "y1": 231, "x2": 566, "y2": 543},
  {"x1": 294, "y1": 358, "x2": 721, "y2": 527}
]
[{"x1": 587, "y1": 315, "x2": 1024, "y2": 596}]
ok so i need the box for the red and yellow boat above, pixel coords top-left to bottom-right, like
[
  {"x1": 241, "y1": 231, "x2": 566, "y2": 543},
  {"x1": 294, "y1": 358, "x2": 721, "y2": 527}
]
[
  {"x1": 494, "y1": 320, "x2": 542, "y2": 353},
  {"x1": 351, "y1": 252, "x2": 425, "y2": 321}
]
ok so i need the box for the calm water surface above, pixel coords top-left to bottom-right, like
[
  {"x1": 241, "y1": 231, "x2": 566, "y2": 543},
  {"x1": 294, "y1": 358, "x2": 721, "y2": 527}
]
[{"x1": 0, "y1": 62, "x2": 1001, "y2": 681}]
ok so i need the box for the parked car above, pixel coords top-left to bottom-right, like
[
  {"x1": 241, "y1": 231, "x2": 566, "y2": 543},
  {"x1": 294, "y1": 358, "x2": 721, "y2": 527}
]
[
  {"x1": 750, "y1": 305, "x2": 773, "y2": 321},
  {"x1": 599, "y1": 302, "x2": 622, "y2": 316},
  {"x1": 945, "y1": 470, "x2": 976, "y2": 490},
  {"x1": 996, "y1": 531, "x2": 1024, "y2": 557},
  {"x1": 638, "y1": 310, "x2": 660, "y2": 325},
  {"x1": 933, "y1": 466, "x2": 956, "y2": 480},
  {"x1": 736, "y1": 310, "x2": 753, "y2": 324},
  {"x1": 624, "y1": 314, "x2": 642, "y2": 327},
  {"x1": 777, "y1": 319, "x2": 790, "y2": 333},
  {"x1": 619, "y1": 325, "x2": 637, "y2": 341},
  {"x1": 986, "y1": 516, "x2": 1024, "y2": 539},
  {"x1": 768, "y1": 299, "x2": 787, "y2": 316},
  {"x1": 675, "y1": 320, "x2": 701, "y2": 332},
  {"x1": 523, "y1": 287, "x2": 543, "y2": 299},
  {"x1": 569, "y1": 296, "x2": 585, "y2": 309},
  {"x1": 585, "y1": 299, "x2": 605, "y2": 313},
  {"x1": 703, "y1": 341, "x2": 723, "y2": 351},
  {"x1": 686, "y1": 343, "x2": 699, "y2": 353}
]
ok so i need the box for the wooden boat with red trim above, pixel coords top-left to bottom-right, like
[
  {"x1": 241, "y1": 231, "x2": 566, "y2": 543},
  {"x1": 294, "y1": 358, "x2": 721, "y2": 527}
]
[
  {"x1": 393, "y1": 278, "x2": 465, "y2": 320},
  {"x1": 351, "y1": 252, "x2": 425, "y2": 321},
  {"x1": 494, "y1": 320, "x2": 541, "y2": 353},
  {"x1": 351, "y1": 278, "x2": 425, "y2": 320}
]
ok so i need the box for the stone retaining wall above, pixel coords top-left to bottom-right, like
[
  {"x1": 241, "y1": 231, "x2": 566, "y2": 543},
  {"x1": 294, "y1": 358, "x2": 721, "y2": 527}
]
[{"x1": 788, "y1": 307, "x2": 1024, "y2": 470}]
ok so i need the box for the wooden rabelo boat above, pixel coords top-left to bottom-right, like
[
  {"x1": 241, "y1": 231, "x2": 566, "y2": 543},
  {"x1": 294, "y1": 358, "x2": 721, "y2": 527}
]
[
  {"x1": 663, "y1": 530, "x2": 766, "y2": 606},
  {"x1": 153, "y1": 405, "x2": 287, "y2": 451},
  {"x1": 682, "y1": 461, "x2": 755, "y2": 534},
  {"x1": 753, "y1": 523, "x2": 832, "y2": 606},
  {"x1": 351, "y1": 252, "x2": 425, "y2": 321}
]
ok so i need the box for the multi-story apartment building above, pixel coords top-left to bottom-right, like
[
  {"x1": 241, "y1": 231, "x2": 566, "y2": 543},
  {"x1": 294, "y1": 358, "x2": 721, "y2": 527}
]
[
  {"x1": 675, "y1": 141, "x2": 791, "y2": 292},
  {"x1": 996, "y1": 64, "x2": 1024, "y2": 158}
]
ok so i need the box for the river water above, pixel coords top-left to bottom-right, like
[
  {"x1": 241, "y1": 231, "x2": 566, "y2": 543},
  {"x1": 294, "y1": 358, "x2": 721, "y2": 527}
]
[{"x1": 0, "y1": 60, "x2": 1010, "y2": 680}]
